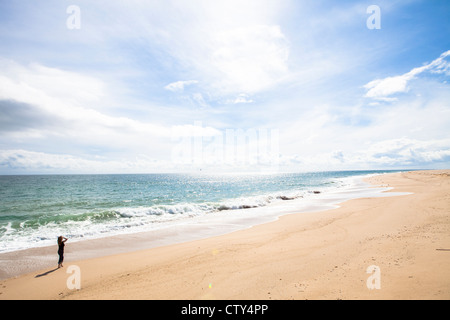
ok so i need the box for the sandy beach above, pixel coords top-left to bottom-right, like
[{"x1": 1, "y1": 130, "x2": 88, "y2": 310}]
[{"x1": 0, "y1": 170, "x2": 449, "y2": 300}]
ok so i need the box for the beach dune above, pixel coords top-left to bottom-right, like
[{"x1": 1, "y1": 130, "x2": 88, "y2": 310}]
[{"x1": 1, "y1": 170, "x2": 449, "y2": 300}]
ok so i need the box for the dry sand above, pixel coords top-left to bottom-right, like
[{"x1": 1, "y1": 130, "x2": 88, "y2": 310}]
[{"x1": 0, "y1": 170, "x2": 449, "y2": 300}]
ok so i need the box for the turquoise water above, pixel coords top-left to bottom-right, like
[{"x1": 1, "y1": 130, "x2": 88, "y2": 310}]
[{"x1": 0, "y1": 171, "x2": 399, "y2": 252}]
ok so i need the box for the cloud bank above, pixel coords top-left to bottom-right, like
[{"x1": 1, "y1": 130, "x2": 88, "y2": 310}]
[{"x1": 364, "y1": 50, "x2": 450, "y2": 101}]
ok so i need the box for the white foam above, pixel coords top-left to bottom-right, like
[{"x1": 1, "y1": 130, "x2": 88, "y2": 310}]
[{"x1": 0, "y1": 173, "x2": 410, "y2": 254}]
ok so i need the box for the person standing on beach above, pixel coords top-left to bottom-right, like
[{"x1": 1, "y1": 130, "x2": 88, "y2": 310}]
[{"x1": 57, "y1": 236, "x2": 68, "y2": 268}]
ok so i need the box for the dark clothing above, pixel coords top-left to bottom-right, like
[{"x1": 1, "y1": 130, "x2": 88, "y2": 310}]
[
  {"x1": 58, "y1": 242, "x2": 65, "y2": 264},
  {"x1": 58, "y1": 252, "x2": 64, "y2": 264}
]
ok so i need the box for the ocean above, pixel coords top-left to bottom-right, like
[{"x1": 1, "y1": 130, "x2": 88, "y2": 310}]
[{"x1": 0, "y1": 171, "x2": 402, "y2": 253}]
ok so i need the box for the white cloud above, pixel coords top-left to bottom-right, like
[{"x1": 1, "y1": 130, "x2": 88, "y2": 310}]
[
  {"x1": 164, "y1": 80, "x2": 198, "y2": 92},
  {"x1": 274, "y1": 81, "x2": 450, "y2": 171},
  {"x1": 0, "y1": 149, "x2": 175, "y2": 174},
  {"x1": 227, "y1": 93, "x2": 254, "y2": 104},
  {"x1": 191, "y1": 93, "x2": 209, "y2": 108},
  {"x1": 361, "y1": 138, "x2": 450, "y2": 166},
  {"x1": 126, "y1": 0, "x2": 291, "y2": 98},
  {"x1": 364, "y1": 50, "x2": 450, "y2": 100},
  {"x1": 0, "y1": 64, "x2": 164, "y2": 139},
  {"x1": 278, "y1": 138, "x2": 450, "y2": 171},
  {"x1": 0, "y1": 60, "x2": 223, "y2": 158},
  {"x1": 2, "y1": 1, "x2": 450, "y2": 173},
  {"x1": 209, "y1": 24, "x2": 290, "y2": 94},
  {"x1": 364, "y1": 75, "x2": 412, "y2": 100},
  {"x1": 0, "y1": 59, "x2": 106, "y2": 109},
  {"x1": 171, "y1": 122, "x2": 221, "y2": 138}
]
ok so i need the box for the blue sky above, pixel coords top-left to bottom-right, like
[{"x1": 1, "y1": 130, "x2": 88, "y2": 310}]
[{"x1": 0, "y1": 0, "x2": 449, "y2": 173}]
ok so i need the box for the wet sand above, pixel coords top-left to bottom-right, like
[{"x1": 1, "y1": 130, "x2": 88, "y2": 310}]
[{"x1": 1, "y1": 170, "x2": 449, "y2": 300}]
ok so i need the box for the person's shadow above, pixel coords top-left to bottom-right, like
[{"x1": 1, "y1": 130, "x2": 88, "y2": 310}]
[{"x1": 35, "y1": 267, "x2": 59, "y2": 278}]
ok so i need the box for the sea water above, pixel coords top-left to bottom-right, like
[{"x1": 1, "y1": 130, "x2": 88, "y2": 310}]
[{"x1": 0, "y1": 171, "x2": 403, "y2": 253}]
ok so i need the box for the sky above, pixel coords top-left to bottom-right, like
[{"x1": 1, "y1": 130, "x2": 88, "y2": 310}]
[{"x1": 0, "y1": 0, "x2": 449, "y2": 174}]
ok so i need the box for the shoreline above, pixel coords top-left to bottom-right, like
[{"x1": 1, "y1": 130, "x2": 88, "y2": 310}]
[
  {"x1": 1, "y1": 170, "x2": 449, "y2": 299},
  {"x1": 0, "y1": 172, "x2": 401, "y2": 280}
]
